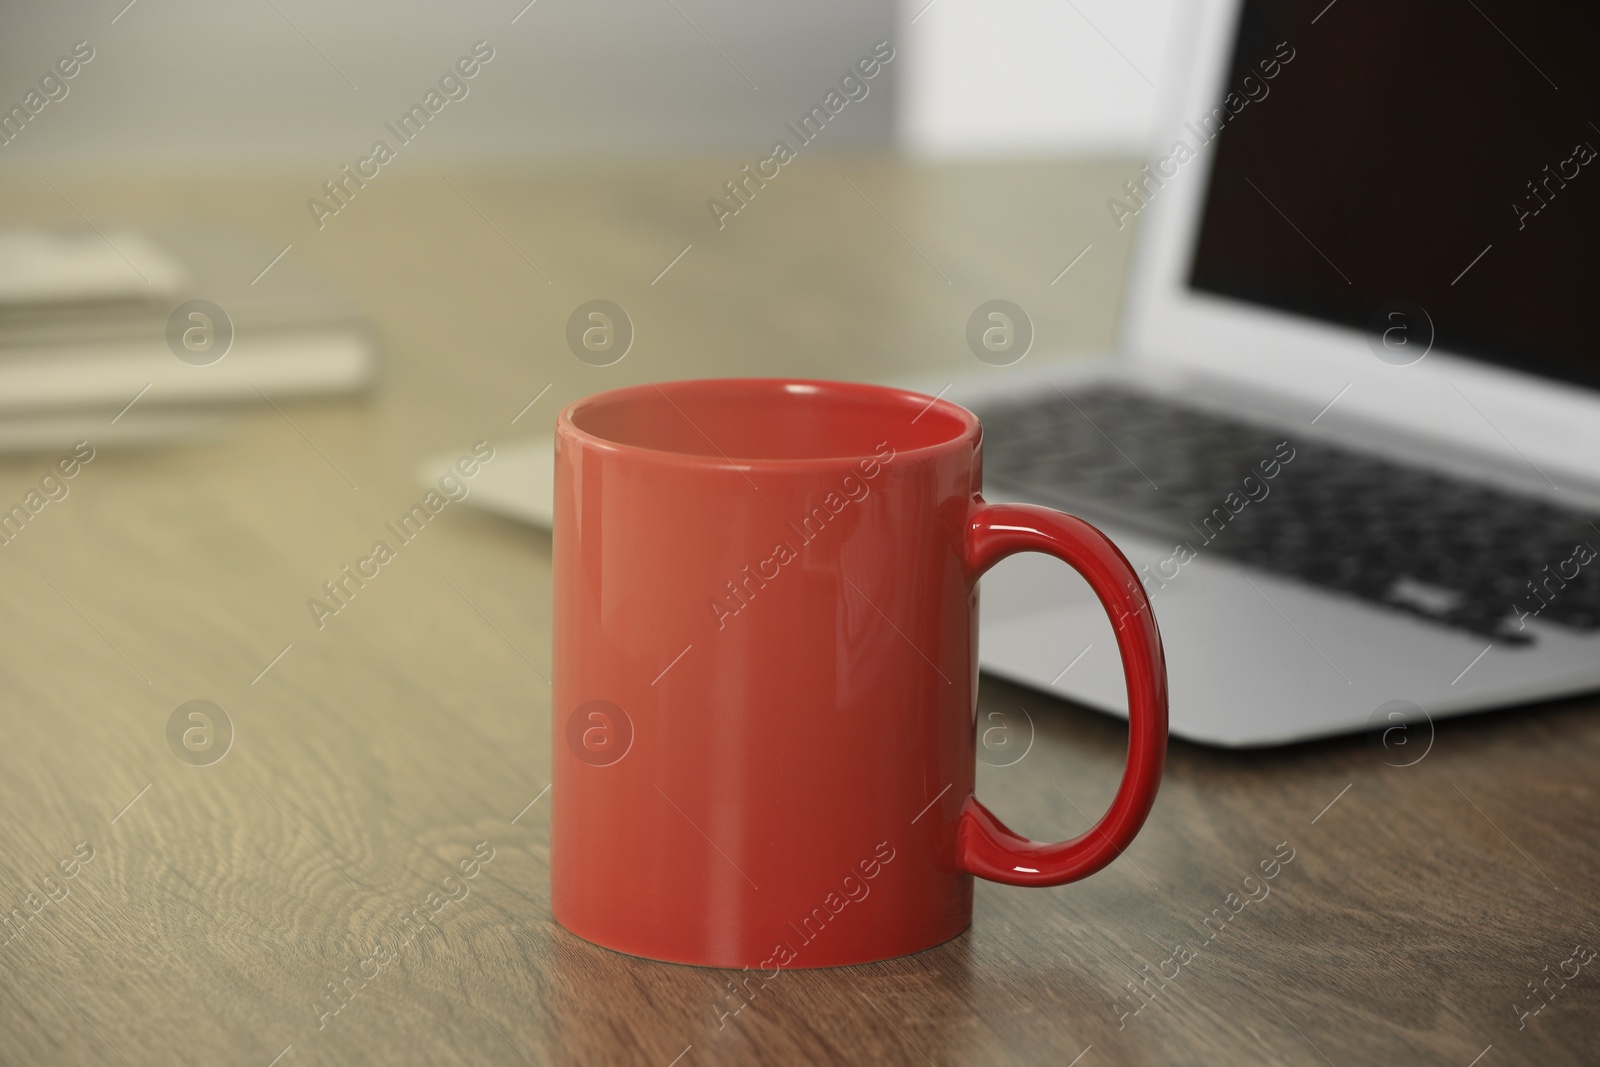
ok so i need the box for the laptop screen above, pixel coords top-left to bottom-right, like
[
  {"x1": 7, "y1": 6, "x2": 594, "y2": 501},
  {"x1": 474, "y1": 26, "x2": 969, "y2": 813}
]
[{"x1": 1187, "y1": 0, "x2": 1600, "y2": 390}]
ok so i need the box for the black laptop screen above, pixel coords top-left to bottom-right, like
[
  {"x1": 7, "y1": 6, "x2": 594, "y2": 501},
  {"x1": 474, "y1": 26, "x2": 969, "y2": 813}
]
[{"x1": 1186, "y1": 0, "x2": 1600, "y2": 390}]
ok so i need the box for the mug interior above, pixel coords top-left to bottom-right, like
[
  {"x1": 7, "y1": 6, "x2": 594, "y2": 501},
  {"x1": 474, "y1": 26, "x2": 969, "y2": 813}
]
[{"x1": 566, "y1": 379, "x2": 976, "y2": 462}]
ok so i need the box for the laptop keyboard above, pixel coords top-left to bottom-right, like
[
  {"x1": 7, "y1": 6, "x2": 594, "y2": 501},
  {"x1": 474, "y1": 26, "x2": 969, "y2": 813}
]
[{"x1": 974, "y1": 386, "x2": 1600, "y2": 644}]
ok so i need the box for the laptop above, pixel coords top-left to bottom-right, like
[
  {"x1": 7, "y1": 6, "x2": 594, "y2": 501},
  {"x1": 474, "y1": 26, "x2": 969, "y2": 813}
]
[
  {"x1": 455, "y1": 0, "x2": 1600, "y2": 745},
  {"x1": 956, "y1": 0, "x2": 1600, "y2": 744}
]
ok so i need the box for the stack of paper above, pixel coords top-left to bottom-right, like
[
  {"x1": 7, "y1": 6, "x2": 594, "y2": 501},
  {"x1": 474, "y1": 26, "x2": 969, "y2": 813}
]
[{"x1": 0, "y1": 227, "x2": 376, "y2": 450}]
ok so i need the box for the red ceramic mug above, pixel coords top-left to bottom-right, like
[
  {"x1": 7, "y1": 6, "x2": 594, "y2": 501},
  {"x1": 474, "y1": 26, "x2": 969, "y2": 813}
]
[{"x1": 552, "y1": 379, "x2": 1167, "y2": 968}]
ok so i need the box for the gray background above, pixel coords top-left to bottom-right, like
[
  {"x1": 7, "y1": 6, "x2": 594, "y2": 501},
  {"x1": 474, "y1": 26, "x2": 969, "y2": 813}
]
[{"x1": 0, "y1": 0, "x2": 1182, "y2": 167}]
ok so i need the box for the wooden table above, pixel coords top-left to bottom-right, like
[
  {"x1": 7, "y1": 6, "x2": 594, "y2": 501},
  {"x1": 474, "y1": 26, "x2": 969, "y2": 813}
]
[{"x1": 1, "y1": 160, "x2": 1595, "y2": 1065}]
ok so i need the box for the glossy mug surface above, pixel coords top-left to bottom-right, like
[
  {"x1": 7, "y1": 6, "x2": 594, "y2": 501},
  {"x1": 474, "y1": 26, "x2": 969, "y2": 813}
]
[{"x1": 552, "y1": 379, "x2": 1167, "y2": 968}]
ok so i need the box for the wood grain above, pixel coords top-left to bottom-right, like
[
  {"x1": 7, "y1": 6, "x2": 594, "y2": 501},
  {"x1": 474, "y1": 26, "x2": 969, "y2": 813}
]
[{"x1": 0, "y1": 160, "x2": 1596, "y2": 1066}]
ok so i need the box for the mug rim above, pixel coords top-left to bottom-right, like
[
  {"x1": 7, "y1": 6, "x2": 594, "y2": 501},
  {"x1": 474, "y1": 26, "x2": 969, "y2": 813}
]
[{"x1": 557, "y1": 378, "x2": 981, "y2": 470}]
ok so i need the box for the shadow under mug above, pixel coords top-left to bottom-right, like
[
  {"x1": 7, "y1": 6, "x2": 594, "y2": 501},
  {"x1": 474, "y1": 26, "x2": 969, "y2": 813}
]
[{"x1": 552, "y1": 378, "x2": 1167, "y2": 968}]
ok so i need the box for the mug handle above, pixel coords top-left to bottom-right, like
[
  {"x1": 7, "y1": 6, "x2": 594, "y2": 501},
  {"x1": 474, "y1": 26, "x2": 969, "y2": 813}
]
[{"x1": 958, "y1": 501, "x2": 1169, "y2": 887}]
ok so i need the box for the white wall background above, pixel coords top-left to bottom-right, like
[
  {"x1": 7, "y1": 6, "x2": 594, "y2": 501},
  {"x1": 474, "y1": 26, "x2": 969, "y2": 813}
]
[
  {"x1": 898, "y1": 0, "x2": 1182, "y2": 157},
  {"x1": 0, "y1": 0, "x2": 1177, "y2": 167},
  {"x1": 0, "y1": 0, "x2": 897, "y2": 167}
]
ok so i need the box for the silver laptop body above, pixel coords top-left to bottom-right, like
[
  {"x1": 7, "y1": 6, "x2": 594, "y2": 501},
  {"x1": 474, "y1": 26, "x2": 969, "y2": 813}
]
[{"x1": 958, "y1": 0, "x2": 1600, "y2": 745}]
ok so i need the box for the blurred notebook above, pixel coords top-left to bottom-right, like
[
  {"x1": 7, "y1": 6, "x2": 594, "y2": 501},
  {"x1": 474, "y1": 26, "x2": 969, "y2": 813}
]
[
  {"x1": 0, "y1": 226, "x2": 375, "y2": 447},
  {"x1": 421, "y1": 439, "x2": 555, "y2": 528}
]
